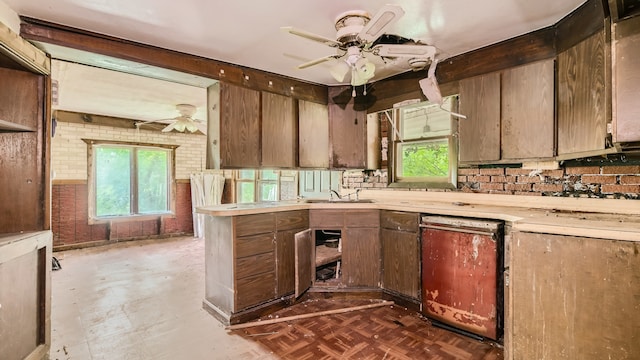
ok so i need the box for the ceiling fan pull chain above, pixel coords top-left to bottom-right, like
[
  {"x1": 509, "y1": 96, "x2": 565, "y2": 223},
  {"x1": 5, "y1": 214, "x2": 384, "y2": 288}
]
[
  {"x1": 352, "y1": 86, "x2": 356, "y2": 98},
  {"x1": 363, "y1": 83, "x2": 367, "y2": 96}
]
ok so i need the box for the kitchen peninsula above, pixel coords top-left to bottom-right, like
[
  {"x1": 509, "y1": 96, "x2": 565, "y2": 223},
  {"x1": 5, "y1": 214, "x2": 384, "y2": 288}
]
[{"x1": 198, "y1": 189, "x2": 640, "y2": 360}]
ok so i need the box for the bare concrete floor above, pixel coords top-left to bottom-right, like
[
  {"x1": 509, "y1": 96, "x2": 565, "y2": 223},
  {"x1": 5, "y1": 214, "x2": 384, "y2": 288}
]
[{"x1": 49, "y1": 237, "x2": 276, "y2": 360}]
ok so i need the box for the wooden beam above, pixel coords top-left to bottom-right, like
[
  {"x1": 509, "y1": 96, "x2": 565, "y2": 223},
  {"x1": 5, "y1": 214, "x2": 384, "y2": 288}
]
[
  {"x1": 19, "y1": 17, "x2": 328, "y2": 104},
  {"x1": 556, "y1": 0, "x2": 607, "y2": 54}
]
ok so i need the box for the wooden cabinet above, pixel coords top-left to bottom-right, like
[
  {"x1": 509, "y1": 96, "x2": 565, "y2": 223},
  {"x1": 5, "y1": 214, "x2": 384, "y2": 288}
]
[
  {"x1": 557, "y1": 31, "x2": 607, "y2": 155},
  {"x1": 459, "y1": 73, "x2": 501, "y2": 162},
  {"x1": 380, "y1": 211, "x2": 420, "y2": 299},
  {"x1": 510, "y1": 231, "x2": 640, "y2": 359},
  {"x1": 328, "y1": 87, "x2": 366, "y2": 169},
  {"x1": 458, "y1": 59, "x2": 555, "y2": 163},
  {"x1": 613, "y1": 17, "x2": 640, "y2": 144},
  {"x1": 220, "y1": 82, "x2": 261, "y2": 168},
  {"x1": 203, "y1": 210, "x2": 308, "y2": 323},
  {"x1": 299, "y1": 100, "x2": 329, "y2": 168},
  {"x1": 262, "y1": 91, "x2": 297, "y2": 168}
]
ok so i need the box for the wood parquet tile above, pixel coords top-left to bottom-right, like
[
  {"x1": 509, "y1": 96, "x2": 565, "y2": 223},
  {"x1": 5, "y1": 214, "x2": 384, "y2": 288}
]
[{"x1": 231, "y1": 299, "x2": 503, "y2": 360}]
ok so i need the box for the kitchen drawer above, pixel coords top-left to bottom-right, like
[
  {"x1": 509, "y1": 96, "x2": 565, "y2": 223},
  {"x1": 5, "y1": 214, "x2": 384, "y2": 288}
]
[
  {"x1": 236, "y1": 233, "x2": 274, "y2": 258},
  {"x1": 236, "y1": 271, "x2": 276, "y2": 309},
  {"x1": 309, "y1": 210, "x2": 344, "y2": 228},
  {"x1": 235, "y1": 213, "x2": 275, "y2": 237},
  {"x1": 236, "y1": 252, "x2": 275, "y2": 279},
  {"x1": 380, "y1": 210, "x2": 419, "y2": 232},
  {"x1": 276, "y1": 210, "x2": 309, "y2": 231},
  {"x1": 345, "y1": 210, "x2": 379, "y2": 228}
]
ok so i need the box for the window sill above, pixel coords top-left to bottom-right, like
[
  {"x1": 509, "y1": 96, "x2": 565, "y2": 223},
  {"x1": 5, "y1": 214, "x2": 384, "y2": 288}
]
[{"x1": 88, "y1": 213, "x2": 175, "y2": 225}]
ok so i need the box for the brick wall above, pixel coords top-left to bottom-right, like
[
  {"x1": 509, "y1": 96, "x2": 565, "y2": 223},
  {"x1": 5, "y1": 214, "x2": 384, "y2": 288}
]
[
  {"x1": 51, "y1": 121, "x2": 205, "y2": 248},
  {"x1": 344, "y1": 165, "x2": 640, "y2": 200}
]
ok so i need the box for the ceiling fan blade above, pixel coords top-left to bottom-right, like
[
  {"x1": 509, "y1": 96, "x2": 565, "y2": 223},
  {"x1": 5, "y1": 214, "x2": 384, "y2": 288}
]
[
  {"x1": 373, "y1": 44, "x2": 437, "y2": 58},
  {"x1": 281, "y1": 26, "x2": 342, "y2": 48},
  {"x1": 194, "y1": 121, "x2": 208, "y2": 134},
  {"x1": 161, "y1": 122, "x2": 178, "y2": 133},
  {"x1": 358, "y1": 4, "x2": 405, "y2": 44},
  {"x1": 297, "y1": 55, "x2": 340, "y2": 69}
]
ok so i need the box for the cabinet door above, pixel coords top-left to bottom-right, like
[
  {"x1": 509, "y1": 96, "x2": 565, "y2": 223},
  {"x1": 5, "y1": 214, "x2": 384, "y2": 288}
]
[
  {"x1": 613, "y1": 19, "x2": 640, "y2": 143},
  {"x1": 381, "y1": 229, "x2": 420, "y2": 299},
  {"x1": 458, "y1": 72, "x2": 501, "y2": 162},
  {"x1": 501, "y1": 60, "x2": 555, "y2": 160},
  {"x1": 220, "y1": 82, "x2": 261, "y2": 168},
  {"x1": 276, "y1": 229, "x2": 296, "y2": 297},
  {"x1": 262, "y1": 91, "x2": 297, "y2": 168},
  {"x1": 299, "y1": 100, "x2": 329, "y2": 168},
  {"x1": 342, "y1": 227, "x2": 380, "y2": 287},
  {"x1": 294, "y1": 229, "x2": 313, "y2": 298},
  {"x1": 328, "y1": 87, "x2": 366, "y2": 169},
  {"x1": 557, "y1": 31, "x2": 606, "y2": 154}
]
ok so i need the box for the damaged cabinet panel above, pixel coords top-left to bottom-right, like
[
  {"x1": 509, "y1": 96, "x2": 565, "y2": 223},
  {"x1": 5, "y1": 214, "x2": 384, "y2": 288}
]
[
  {"x1": 511, "y1": 231, "x2": 640, "y2": 360},
  {"x1": 421, "y1": 216, "x2": 504, "y2": 340}
]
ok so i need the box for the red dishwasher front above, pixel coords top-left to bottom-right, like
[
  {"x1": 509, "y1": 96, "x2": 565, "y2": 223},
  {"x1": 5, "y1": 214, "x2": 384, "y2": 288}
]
[{"x1": 420, "y1": 216, "x2": 503, "y2": 341}]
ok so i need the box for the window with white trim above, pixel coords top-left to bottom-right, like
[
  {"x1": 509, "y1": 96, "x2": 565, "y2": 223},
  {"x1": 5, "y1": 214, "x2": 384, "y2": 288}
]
[
  {"x1": 235, "y1": 170, "x2": 297, "y2": 203},
  {"x1": 87, "y1": 141, "x2": 174, "y2": 219},
  {"x1": 389, "y1": 96, "x2": 458, "y2": 188}
]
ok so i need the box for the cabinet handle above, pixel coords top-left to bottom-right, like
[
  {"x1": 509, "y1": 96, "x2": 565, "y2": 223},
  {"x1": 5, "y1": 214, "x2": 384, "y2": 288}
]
[{"x1": 420, "y1": 224, "x2": 496, "y2": 237}]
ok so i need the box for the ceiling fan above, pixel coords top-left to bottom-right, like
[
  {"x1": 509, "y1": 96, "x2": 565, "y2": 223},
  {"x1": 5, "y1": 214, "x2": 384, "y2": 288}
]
[
  {"x1": 135, "y1": 104, "x2": 207, "y2": 134},
  {"x1": 282, "y1": 4, "x2": 438, "y2": 93}
]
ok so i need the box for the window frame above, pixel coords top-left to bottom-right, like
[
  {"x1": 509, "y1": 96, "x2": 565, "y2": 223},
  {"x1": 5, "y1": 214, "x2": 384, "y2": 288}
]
[
  {"x1": 234, "y1": 169, "x2": 298, "y2": 203},
  {"x1": 84, "y1": 139, "x2": 177, "y2": 223},
  {"x1": 387, "y1": 96, "x2": 459, "y2": 189}
]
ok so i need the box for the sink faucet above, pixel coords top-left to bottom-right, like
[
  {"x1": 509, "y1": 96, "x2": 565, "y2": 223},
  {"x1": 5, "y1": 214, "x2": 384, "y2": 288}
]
[
  {"x1": 329, "y1": 189, "x2": 342, "y2": 200},
  {"x1": 345, "y1": 188, "x2": 361, "y2": 200}
]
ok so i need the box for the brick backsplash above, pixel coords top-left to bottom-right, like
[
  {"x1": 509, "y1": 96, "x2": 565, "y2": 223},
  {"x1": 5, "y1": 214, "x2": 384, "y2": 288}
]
[{"x1": 344, "y1": 165, "x2": 640, "y2": 200}]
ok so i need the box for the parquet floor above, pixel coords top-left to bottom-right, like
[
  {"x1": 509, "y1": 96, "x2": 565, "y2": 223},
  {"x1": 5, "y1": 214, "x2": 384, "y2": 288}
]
[{"x1": 232, "y1": 299, "x2": 503, "y2": 360}]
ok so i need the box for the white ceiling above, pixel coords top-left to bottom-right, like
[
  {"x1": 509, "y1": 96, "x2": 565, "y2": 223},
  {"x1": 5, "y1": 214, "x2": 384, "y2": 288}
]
[{"x1": 4, "y1": 0, "x2": 587, "y2": 121}]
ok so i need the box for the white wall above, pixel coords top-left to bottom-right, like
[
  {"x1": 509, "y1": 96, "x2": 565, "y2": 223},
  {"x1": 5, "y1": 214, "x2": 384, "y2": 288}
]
[
  {"x1": 0, "y1": 0, "x2": 19, "y2": 33},
  {"x1": 52, "y1": 121, "x2": 207, "y2": 181}
]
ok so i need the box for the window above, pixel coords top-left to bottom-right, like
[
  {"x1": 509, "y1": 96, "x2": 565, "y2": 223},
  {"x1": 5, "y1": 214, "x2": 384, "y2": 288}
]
[
  {"x1": 87, "y1": 141, "x2": 174, "y2": 219},
  {"x1": 389, "y1": 96, "x2": 458, "y2": 188},
  {"x1": 235, "y1": 170, "x2": 297, "y2": 203}
]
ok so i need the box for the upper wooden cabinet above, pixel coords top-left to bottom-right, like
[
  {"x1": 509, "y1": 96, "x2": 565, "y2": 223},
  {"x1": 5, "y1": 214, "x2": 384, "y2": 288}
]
[
  {"x1": 328, "y1": 87, "x2": 366, "y2": 169},
  {"x1": 458, "y1": 59, "x2": 555, "y2": 163},
  {"x1": 557, "y1": 31, "x2": 607, "y2": 155},
  {"x1": 220, "y1": 82, "x2": 261, "y2": 168},
  {"x1": 299, "y1": 100, "x2": 329, "y2": 168},
  {"x1": 501, "y1": 59, "x2": 555, "y2": 160},
  {"x1": 613, "y1": 17, "x2": 640, "y2": 144},
  {"x1": 459, "y1": 72, "x2": 501, "y2": 162},
  {"x1": 262, "y1": 91, "x2": 297, "y2": 168}
]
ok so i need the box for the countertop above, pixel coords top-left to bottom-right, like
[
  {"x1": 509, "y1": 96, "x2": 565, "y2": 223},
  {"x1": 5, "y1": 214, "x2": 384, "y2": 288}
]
[{"x1": 196, "y1": 190, "x2": 640, "y2": 242}]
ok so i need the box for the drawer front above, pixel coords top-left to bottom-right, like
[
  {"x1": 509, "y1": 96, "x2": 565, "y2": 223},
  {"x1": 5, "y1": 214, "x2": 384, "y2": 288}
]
[
  {"x1": 236, "y1": 252, "x2": 275, "y2": 279},
  {"x1": 345, "y1": 210, "x2": 380, "y2": 228},
  {"x1": 235, "y1": 213, "x2": 275, "y2": 237},
  {"x1": 236, "y1": 233, "x2": 274, "y2": 258},
  {"x1": 276, "y1": 210, "x2": 309, "y2": 231},
  {"x1": 309, "y1": 210, "x2": 344, "y2": 228},
  {"x1": 381, "y1": 210, "x2": 419, "y2": 232},
  {"x1": 236, "y1": 271, "x2": 276, "y2": 310}
]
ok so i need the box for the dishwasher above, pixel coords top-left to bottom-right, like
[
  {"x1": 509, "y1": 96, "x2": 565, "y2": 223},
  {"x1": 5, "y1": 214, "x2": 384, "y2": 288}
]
[{"x1": 420, "y1": 215, "x2": 504, "y2": 341}]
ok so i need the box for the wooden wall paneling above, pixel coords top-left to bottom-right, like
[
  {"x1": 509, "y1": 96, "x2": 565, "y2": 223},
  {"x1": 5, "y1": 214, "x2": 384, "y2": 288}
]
[
  {"x1": 220, "y1": 82, "x2": 261, "y2": 168},
  {"x1": 342, "y1": 227, "x2": 381, "y2": 288},
  {"x1": 328, "y1": 87, "x2": 366, "y2": 169},
  {"x1": 557, "y1": 31, "x2": 607, "y2": 155},
  {"x1": 613, "y1": 16, "x2": 640, "y2": 143},
  {"x1": 501, "y1": 59, "x2": 555, "y2": 160},
  {"x1": 261, "y1": 91, "x2": 297, "y2": 168},
  {"x1": 19, "y1": 17, "x2": 328, "y2": 104},
  {"x1": 299, "y1": 100, "x2": 329, "y2": 168},
  {"x1": 381, "y1": 228, "x2": 420, "y2": 299},
  {"x1": 458, "y1": 72, "x2": 502, "y2": 162},
  {"x1": 511, "y1": 232, "x2": 640, "y2": 359}
]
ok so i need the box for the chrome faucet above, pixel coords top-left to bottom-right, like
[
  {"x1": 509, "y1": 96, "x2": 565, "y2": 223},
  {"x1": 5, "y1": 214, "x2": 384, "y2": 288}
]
[
  {"x1": 345, "y1": 188, "x2": 361, "y2": 200},
  {"x1": 329, "y1": 189, "x2": 342, "y2": 200}
]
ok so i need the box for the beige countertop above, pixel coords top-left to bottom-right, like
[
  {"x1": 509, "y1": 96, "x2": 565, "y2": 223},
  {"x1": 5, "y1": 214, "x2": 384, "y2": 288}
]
[{"x1": 196, "y1": 190, "x2": 640, "y2": 242}]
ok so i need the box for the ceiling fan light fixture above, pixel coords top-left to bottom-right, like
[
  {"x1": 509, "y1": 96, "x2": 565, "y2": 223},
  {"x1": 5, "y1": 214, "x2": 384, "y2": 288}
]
[{"x1": 329, "y1": 61, "x2": 350, "y2": 82}]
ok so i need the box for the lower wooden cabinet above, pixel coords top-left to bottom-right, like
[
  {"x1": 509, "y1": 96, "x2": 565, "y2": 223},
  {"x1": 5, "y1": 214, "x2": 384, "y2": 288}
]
[
  {"x1": 342, "y1": 227, "x2": 380, "y2": 287},
  {"x1": 380, "y1": 211, "x2": 420, "y2": 299}
]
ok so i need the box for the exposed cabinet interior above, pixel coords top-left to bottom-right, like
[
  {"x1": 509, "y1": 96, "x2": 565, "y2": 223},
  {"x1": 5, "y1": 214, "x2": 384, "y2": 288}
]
[
  {"x1": 261, "y1": 91, "x2": 297, "y2": 168},
  {"x1": 219, "y1": 82, "x2": 261, "y2": 168},
  {"x1": 613, "y1": 16, "x2": 640, "y2": 144},
  {"x1": 458, "y1": 72, "x2": 501, "y2": 162},
  {"x1": 557, "y1": 31, "x2": 607, "y2": 155},
  {"x1": 501, "y1": 59, "x2": 555, "y2": 160},
  {"x1": 298, "y1": 100, "x2": 329, "y2": 168},
  {"x1": 380, "y1": 210, "x2": 421, "y2": 300}
]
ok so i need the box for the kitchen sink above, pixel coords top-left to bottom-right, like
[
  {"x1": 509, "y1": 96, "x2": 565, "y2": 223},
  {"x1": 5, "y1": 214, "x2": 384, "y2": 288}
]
[{"x1": 304, "y1": 199, "x2": 375, "y2": 203}]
